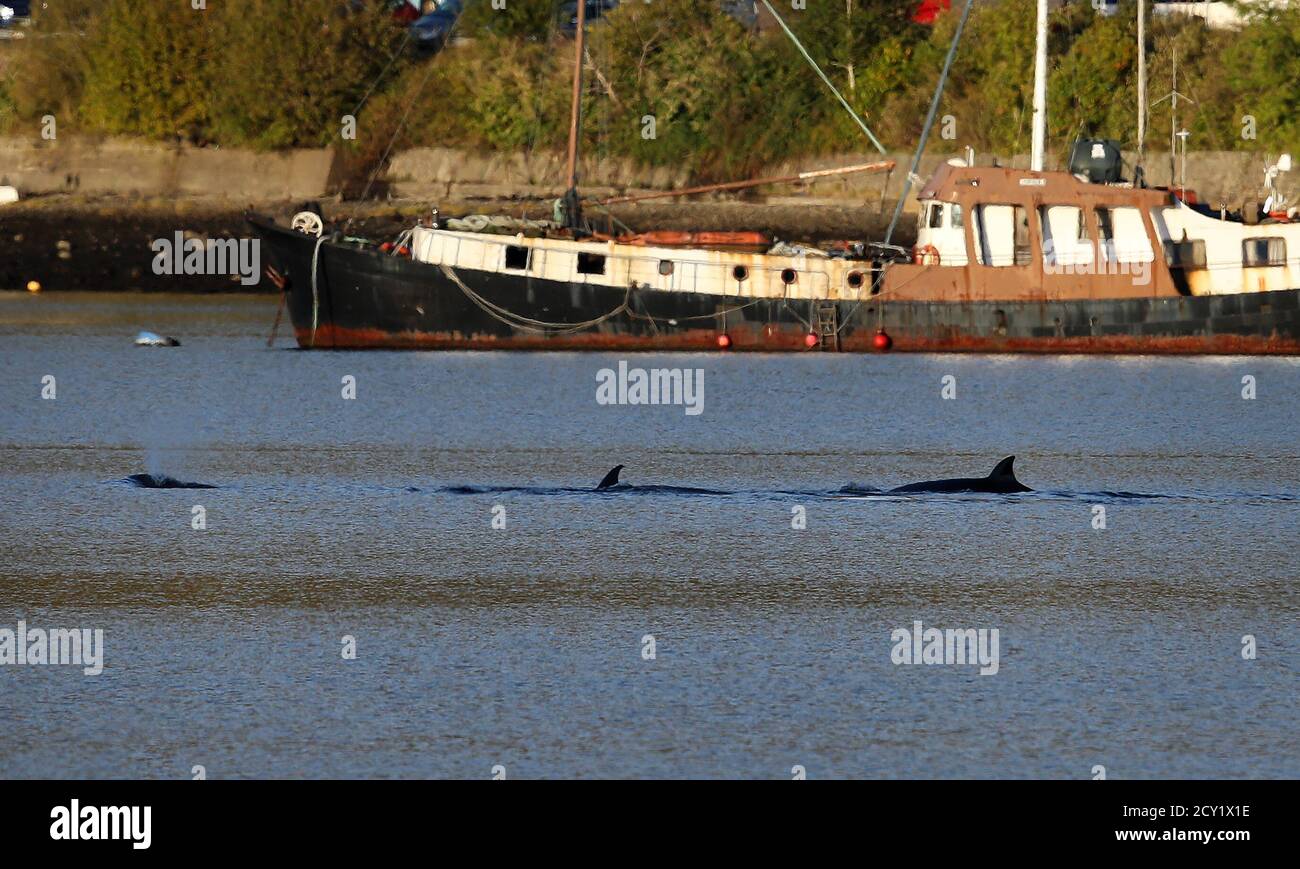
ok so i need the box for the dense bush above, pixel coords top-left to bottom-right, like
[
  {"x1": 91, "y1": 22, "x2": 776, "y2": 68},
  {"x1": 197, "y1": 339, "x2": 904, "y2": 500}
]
[
  {"x1": 1, "y1": 0, "x2": 96, "y2": 132},
  {"x1": 2, "y1": 0, "x2": 406, "y2": 148},
  {"x1": 80, "y1": 0, "x2": 217, "y2": 141},
  {"x1": 2, "y1": 0, "x2": 1298, "y2": 182}
]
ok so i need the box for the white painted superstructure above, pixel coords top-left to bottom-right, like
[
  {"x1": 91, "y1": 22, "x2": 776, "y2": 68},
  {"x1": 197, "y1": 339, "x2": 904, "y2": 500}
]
[{"x1": 411, "y1": 226, "x2": 877, "y2": 301}]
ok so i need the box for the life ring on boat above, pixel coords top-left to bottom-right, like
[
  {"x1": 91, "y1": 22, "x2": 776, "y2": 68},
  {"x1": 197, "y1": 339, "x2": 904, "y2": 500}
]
[
  {"x1": 913, "y1": 244, "x2": 940, "y2": 266},
  {"x1": 291, "y1": 211, "x2": 324, "y2": 238}
]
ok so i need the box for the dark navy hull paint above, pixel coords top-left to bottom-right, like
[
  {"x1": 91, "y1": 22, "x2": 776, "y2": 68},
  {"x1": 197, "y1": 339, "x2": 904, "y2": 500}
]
[{"x1": 250, "y1": 216, "x2": 1300, "y2": 354}]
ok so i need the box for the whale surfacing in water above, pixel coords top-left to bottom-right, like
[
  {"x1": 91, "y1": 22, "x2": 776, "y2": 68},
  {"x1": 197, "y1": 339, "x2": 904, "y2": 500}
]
[
  {"x1": 596, "y1": 465, "x2": 625, "y2": 490},
  {"x1": 890, "y1": 456, "x2": 1032, "y2": 495},
  {"x1": 134, "y1": 331, "x2": 181, "y2": 347},
  {"x1": 125, "y1": 473, "x2": 216, "y2": 490}
]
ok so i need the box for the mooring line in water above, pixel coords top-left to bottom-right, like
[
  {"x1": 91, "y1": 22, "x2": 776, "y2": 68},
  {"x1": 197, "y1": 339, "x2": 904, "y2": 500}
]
[
  {"x1": 264, "y1": 266, "x2": 289, "y2": 348},
  {"x1": 267, "y1": 289, "x2": 287, "y2": 348},
  {"x1": 440, "y1": 264, "x2": 631, "y2": 334}
]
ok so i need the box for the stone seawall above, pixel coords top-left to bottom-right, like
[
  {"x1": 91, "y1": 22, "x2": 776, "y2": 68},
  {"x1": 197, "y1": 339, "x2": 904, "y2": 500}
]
[
  {"x1": 0, "y1": 137, "x2": 336, "y2": 202},
  {"x1": 0, "y1": 137, "x2": 1281, "y2": 209}
]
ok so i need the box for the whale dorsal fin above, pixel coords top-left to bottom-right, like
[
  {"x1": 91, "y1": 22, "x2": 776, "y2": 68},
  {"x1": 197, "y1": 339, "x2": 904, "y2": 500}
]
[
  {"x1": 989, "y1": 456, "x2": 1017, "y2": 479},
  {"x1": 596, "y1": 465, "x2": 625, "y2": 490}
]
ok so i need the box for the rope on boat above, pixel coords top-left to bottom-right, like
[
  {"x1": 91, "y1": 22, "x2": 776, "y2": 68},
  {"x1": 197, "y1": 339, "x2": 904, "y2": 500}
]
[
  {"x1": 781, "y1": 299, "x2": 814, "y2": 331},
  {"x1": 626, "y1": 296, "x2": 765, "y2": 325},
  {"x1": 310, "y1": 234, "x2": 327, "y2": 348},
  {"x1": 832, "y1": 264, "x2": 937, "y2": 337},
  {"x1": 343, "y1": 12, "x2": 468, "y2": 235},
  {"x1": 440, "y1": 264, "x2": 632, "y2": 334}
]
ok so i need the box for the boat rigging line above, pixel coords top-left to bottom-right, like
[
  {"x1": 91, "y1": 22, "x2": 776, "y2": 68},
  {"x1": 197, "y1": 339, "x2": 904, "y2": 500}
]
[
  {"x1": 756, "y1": 0, "x2": 887, "y2": 155},
  {"x1": 343, "y1": 8, "x2": 469, "y2": 234},
  {"x1": 883, "y1": 0, "x2": 977, "y2": 246},
  {"x1": 833, "y1": 0, "x2": 976, "y2": 337}
]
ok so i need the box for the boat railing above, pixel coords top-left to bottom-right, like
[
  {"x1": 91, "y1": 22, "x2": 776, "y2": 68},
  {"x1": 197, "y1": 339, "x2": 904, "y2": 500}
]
[{"x1": 428, "y1": 229, "x2": 839, "y2": 299}]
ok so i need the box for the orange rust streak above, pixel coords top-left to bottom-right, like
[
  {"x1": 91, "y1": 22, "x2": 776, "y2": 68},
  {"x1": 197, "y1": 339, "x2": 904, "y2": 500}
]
[
  {"x1": 296, "y1": 325, "x2": 1300, "y2": 355},
  {"x1": 842, "y1": 333, "x2": 1300, "y2": 355}
]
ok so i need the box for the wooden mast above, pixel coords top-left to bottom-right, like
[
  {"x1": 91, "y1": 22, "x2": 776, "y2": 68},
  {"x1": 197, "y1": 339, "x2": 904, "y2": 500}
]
[
  {"x1": 562, "y1": 0, "x2": 588, "y2": 230},
  {"x1": 1030, "y1": 0, "x2": 1048, "y2": 171},
  {"x1": 1137, "y1": 0, "x2": 1147, "y2": 175}
]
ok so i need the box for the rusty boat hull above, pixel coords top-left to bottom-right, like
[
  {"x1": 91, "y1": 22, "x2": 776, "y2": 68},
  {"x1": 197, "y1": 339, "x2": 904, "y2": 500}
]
[{"x1": 251, "y1": 216, "x2": 1300, "y2": 354}]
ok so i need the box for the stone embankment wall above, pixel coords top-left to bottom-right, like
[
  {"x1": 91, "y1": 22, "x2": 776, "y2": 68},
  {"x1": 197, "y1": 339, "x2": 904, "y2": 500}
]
[{"x1": 0, "y1": 137, "x2": 1280, "y2": 209}]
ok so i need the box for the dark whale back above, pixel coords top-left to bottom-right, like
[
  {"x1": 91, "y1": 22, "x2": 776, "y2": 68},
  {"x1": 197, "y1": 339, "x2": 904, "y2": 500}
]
[
  {"x1": 125, "y1": 473, "x2": 216, "y2": 490},
  {"x1": 890, "y1": 456, "x2": 1031, "y2": 494},
  {"x1": 595, "y1": 465, "x2": 625, "y2": 490}
]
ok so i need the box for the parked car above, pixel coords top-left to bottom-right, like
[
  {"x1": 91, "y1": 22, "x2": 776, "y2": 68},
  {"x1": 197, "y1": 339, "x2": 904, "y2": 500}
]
[
  {"x1": 721, "y1": 1, "x2": 758, "y2": 28},
  {"x1": 558, "y1": 0, "x2": 619, "y2": 36},
  {"x1": 411, "y1": 0, "x2": 463, "y2": 52},
  {"x1": 0, "y1": 1, "x2": 32, "y2": 28}
]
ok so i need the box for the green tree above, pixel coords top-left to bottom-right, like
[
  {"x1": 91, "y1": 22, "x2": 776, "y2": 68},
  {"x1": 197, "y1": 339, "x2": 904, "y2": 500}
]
[
  {"x1": 3, "y1": 0, "x2": 98, "y2": 130},
  {"x1": 80, "y1": 0, "x2": 216, "y2": 141},
  {"x1": 460, "y1": 0, "x2": 558, "y2": 40},
  {"x1": 591, "y1": 0, "x2": 773, "y2": 178},
  {"x1": 1211, "y1": 8, "x2": 1300, "y2": 153},
  {"x1": 209, "y1": 0, "x2": 408, "y2": 149}
]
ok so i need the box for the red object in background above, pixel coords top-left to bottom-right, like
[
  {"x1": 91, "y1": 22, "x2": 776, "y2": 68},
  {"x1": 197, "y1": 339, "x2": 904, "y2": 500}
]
[
  {"x1": 913, "y1": 0, "x2": 952, "y2": 25},
  {"x1": 390, "y1": 1, "x2": 420, "y2": 24}
]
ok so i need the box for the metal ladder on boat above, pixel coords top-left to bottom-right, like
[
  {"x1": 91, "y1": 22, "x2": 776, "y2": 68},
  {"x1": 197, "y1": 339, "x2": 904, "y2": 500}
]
[{"x1": 812, "y1": 304, "x2": 840, "y2": 351}]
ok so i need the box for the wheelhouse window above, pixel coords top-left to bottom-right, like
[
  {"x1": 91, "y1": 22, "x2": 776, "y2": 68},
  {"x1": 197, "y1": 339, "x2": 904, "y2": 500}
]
[
  {"x1": 1243, "y1": 237, "x2": 1286, "y2": 267},
  {"x1": 928, "y1": 202, "x2": 944, "y2": 228},
  {"x1": 1012, "y1": 206, "x2": 1032, "y2": 265},
  {"x1": 1164, "y1": 240, "x2": 1207, "y2": 270},
  {"x1": 974, "y1": 204, "x2": 1017, "y2": 267},
  {"x1": 1096, "y1": 207, "x2": 1153, "y2": 264},
  {"x1": 1096, "y1": 207, "x2": 1115, "y2": 260},
  {"x1": 1039, "y1": 205, "x2": 1089, "y2": 267},
  {"x1": 504, "y1": 245, "x2": 531, "y2": 271},
  {"x1": 576, "y1": 252, "x2": 607, "y2": 275}
]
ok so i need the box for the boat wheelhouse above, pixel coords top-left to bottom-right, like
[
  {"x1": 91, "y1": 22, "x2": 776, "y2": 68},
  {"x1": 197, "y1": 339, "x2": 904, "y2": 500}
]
[{"x1": 900, "y1": 161, "x2": 1300, "y2": 299}]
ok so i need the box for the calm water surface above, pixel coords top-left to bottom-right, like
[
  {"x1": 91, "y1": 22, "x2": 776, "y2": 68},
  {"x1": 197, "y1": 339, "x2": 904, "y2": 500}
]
[{"x1": 1, "y1": 292, "x2": 1297, "y2": 779}]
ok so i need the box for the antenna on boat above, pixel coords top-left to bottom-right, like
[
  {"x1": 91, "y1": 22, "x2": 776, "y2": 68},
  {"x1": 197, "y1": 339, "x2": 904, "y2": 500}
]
[
  {"x1": 1136, "y1": 0, "x2": 1147, "y2": 185},
  {"x1": 561, "y1": 0, "x2": 588, "y2": 233},
  {"x1": 1030, "y1": 0, "x2": 1048, "y2": 171},
  {"x1": 1152, "y1": 48, "x2": 1194, "y2": 193},
  {"x1": 1265, "y1": 153, "x2": 1292, "y2": 213}
]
